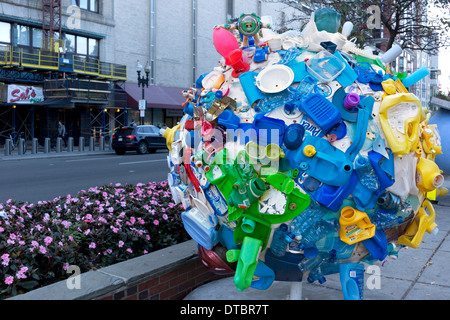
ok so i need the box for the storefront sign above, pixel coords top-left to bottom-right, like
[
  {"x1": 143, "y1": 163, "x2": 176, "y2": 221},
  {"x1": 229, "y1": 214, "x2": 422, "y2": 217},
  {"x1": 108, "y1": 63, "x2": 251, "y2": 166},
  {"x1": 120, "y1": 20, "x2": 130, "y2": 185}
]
[{"x1": 8, "y1": 85, "x2": 44, "y2": 104}]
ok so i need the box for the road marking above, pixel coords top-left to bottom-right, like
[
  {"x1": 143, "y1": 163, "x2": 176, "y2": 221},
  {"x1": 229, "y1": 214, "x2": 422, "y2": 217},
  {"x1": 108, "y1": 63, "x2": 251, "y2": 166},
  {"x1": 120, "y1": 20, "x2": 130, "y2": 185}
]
[
  {"x1": 119, "y1": 159, "x2": 166, "y2": 165},
  {"x1": 65, "y1": 157, "x2": 120, "y2": 163}
]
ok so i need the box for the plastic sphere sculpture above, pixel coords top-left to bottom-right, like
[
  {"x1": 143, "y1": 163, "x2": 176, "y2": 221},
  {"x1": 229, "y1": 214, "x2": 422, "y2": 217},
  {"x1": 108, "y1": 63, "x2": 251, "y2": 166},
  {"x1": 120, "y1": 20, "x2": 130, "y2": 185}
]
[{"x1": 162, "y1": 10, "x2": 447, "y2": 300}]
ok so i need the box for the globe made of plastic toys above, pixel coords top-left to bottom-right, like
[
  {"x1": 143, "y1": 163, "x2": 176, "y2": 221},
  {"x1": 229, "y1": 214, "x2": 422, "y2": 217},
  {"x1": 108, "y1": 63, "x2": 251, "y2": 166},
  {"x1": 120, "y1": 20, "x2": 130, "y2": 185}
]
[{"x1": 162, "y1": 9, "x2": 447, "y2": 300}]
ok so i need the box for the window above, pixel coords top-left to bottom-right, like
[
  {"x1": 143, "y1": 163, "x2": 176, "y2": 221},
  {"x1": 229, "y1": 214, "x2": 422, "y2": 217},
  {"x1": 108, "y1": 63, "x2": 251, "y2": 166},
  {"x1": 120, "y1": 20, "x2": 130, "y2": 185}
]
[
  {"x1": 76, "y1": 35, "x2": 87, "y2": 55},
  {"x1": 0, "y1": 21, "x2": 11, "y2": 44},
  {"x1": 32, "y1": 28, "x2": 43, "y2": 48},
  {"x1": 14, "y1": 25, "x2": 30, "y2": 46},
  {"x1": 63, "y1": 33, "x2": 99, "y2": 58},
  {"x1": 72, "y1": 0, "x2": 98, "y2": 13},
  {"x1": 64, "y1": 33, "x2": 75, "y2": 53},
  {"x1": 88, "y1": 38, "x2": 98, "y2": 57}
]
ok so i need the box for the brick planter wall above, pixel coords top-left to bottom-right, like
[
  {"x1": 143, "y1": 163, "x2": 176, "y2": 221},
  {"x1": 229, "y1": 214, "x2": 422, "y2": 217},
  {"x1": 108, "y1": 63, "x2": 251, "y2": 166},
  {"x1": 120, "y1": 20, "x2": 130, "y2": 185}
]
[
  {"x1": 99, "y1": 257, "x2": 225, "y2": 300},
  {"x1": 9, "y1": 240, "x2": 227, "y2": 301}
]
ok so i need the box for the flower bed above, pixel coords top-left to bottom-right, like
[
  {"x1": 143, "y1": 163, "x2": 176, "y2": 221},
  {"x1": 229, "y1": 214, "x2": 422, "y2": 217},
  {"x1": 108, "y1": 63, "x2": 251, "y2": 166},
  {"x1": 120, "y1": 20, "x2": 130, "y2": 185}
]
[{"x1": 0, "y1": 180, "x2": 189, "y2": 299}]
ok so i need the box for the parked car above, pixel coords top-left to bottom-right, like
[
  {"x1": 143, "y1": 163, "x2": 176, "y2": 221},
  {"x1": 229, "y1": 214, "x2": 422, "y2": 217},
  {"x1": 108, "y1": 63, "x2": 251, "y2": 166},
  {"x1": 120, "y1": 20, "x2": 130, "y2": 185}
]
[{"x1": 112, "y1": 125, "x2": 167, "y2": 155}]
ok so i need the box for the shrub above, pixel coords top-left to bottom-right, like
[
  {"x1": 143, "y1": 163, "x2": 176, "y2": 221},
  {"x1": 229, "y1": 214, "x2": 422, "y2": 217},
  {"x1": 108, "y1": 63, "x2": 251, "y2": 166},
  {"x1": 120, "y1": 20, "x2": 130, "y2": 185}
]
[{"x1": 0, "y1": 181, "x2": 189, "y2": 299}]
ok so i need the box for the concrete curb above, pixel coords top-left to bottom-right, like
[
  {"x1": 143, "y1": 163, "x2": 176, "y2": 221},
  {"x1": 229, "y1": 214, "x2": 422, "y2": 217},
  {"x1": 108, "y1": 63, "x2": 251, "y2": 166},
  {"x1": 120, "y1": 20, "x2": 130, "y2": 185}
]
[{"x1": 8, "y1": 240, "x2": 198, "y2": 300}]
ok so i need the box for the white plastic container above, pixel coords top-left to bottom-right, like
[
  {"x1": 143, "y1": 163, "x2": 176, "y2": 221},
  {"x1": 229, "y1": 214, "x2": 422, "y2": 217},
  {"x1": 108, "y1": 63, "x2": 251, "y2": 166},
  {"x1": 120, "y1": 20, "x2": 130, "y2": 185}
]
[{"x1": 255, "y1": 64, "x2": 294, "y2": 93}]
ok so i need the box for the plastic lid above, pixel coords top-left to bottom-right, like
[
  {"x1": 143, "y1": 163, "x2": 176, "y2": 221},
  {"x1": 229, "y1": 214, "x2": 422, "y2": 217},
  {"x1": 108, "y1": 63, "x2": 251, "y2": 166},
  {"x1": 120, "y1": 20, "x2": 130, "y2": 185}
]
[{"x1": 279, "y1": 223, "x2": 288, "y2": 232}]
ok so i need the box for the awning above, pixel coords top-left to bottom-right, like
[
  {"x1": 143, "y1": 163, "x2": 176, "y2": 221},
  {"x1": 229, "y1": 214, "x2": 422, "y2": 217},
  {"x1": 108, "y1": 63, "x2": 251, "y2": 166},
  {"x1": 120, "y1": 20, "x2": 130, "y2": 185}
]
[{"x1": 121, "y1": 82, "x2": 186, "y2": 110}]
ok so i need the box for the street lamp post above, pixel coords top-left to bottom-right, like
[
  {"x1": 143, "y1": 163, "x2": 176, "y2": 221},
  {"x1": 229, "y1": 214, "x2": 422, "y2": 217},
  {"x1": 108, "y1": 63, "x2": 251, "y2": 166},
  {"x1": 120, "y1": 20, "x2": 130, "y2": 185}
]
[{"x1": 136, "y1": 60, "x2": 151, "y2": 125}]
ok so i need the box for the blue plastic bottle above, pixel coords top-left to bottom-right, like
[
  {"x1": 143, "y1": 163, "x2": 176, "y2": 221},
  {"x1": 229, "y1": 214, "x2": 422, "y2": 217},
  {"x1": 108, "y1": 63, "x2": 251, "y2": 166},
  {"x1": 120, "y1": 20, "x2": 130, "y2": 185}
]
[
  {"x1": 270, "y1": 224, "x2": 294, "y2": 257},
  {"x1": 355, "y1": 155, "x2": 379, "y2": 191},
  {"x1": 300, "y1": 219, "x2": 337, "y2": 257},
  {"x1": 307, "y1": 252, "x2": 340, "y2": 284},
  {"x1": 371, "y1": 209, "x2": 403, "y2": 229},
  {"x1": 289, "y1": 203, "x2": 327, "y2": 239},
  {"x1": 339, "y1": 263, "x2": 364, "y2": 300},
  {"x1": 298, "y1": 251, "x2": 329, "y2": 272}
]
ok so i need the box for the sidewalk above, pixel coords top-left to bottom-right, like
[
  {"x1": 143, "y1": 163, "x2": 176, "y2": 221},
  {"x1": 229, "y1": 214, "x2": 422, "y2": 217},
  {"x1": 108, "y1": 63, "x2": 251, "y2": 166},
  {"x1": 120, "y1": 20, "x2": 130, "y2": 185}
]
[{"x1": 185, "y1": 176, "x2": 450, "y2": 300}]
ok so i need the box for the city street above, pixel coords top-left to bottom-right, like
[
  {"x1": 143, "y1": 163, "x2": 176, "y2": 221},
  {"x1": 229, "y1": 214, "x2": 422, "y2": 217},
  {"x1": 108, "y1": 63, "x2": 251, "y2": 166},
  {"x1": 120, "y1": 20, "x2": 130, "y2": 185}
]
[{"x1": 0, "y1": 150, "x2": 170, "y2": 204}]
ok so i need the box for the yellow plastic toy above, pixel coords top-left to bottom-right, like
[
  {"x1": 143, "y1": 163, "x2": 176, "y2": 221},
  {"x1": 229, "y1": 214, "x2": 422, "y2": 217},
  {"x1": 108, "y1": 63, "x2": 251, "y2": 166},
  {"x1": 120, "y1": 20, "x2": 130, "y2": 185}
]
[
  {"x1": 397, "y1": 199, "x2": 438, "y2": 248},
  {"x1": 379, "y1": 93, "x2": 421, "y2": 157},
  {"x1": 163, "y1": 124, "x2": 181, "y2": 153},
  {"x1": 416, "y1": 157, "x2": 444, "y2": 193},
  {"x1": 339, "y1": 207, "x2": 376, "y2": 245}
]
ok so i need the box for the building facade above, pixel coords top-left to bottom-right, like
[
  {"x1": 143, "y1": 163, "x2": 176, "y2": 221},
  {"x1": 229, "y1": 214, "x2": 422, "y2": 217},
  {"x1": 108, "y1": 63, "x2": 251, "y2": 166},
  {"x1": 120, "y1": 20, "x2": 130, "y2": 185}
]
[
  {"x1": 0, "y1": 0, "x2": 128, "y2": 146},
  {"x1": 0, "y1": 0, "x2": 298, "y2": 146}
]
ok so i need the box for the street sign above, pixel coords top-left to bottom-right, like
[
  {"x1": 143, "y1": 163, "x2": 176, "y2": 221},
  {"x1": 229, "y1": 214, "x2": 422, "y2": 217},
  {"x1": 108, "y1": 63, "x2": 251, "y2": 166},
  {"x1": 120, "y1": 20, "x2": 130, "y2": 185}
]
[{"x1": 139, "y1": 99, "x2": 146, "y2": 110}]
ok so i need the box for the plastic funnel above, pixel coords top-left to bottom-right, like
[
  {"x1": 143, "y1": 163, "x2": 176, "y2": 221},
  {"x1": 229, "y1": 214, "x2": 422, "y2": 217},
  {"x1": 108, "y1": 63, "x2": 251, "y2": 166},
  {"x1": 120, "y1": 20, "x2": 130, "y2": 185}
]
[{"x1": 225, "y1": 49, "x2": 250, "y2": 78}]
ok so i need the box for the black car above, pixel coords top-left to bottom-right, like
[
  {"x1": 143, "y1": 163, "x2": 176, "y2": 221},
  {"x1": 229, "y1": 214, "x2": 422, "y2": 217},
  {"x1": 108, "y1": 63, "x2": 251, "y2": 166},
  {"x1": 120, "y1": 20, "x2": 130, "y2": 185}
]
[{"x1": 112, "y1": 125, "x2": 167, "y2": 155}]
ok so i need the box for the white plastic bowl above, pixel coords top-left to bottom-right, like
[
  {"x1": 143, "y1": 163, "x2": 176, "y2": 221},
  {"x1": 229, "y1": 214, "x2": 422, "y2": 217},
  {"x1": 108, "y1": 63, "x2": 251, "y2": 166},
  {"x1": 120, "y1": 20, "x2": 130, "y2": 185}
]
[{"x1": 255, "y1": 64, "x2": 294, "y2": 93}]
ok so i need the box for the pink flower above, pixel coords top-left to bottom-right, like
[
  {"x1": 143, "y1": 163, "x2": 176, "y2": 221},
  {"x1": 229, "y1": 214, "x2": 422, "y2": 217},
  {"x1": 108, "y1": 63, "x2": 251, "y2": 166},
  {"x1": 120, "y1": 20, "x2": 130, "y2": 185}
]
[
  {"x1": 118, "y1": 240, "x2": 124, "y2": 248},
  {"x1": 44, "y1": 236, "x2": 53, "y2": 246},
  {"x1": 89, "y1": 242, "x2": 96, "y2": 249},
  {"x1": 126, "y1": 248, "x2": 133, "y2": 254},
  {"x1": 112, "y1": 227, "x2": 119, "y2": 233},
  {"x1": 4, "y1": 276, "x2": 14, "y2": 285},
  {"x1": 16, "y1": 266, "x2": 28, "y2": 279},
  {"x1": 39, "y1": 246, "x2": 47, "y2": 254},
  {"x1": 162, "y1": 214, "x2": 168, "y2": 220},
  {"x1": 63, "y1": 263, "x2": 69, "y2": 271},
  {"x1": 1, "y1": 254, "x2": 10, "y2": 267},
  {"x1": 153, "y1": 220, "x2": 159, "y2": 226}
]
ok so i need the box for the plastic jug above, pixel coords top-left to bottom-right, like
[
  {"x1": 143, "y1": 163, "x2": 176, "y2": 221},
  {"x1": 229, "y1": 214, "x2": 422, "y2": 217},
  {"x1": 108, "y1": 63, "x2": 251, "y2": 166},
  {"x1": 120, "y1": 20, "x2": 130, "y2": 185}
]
[
  {"x1": 181, "y1": 207, "x2": 219, "y2": 250},
  {"x1": 313, "y1": 170, "x2": 358, "y2": 212},
  {"x1": 339, "y1": 263, "x2": 364, "y2": 300},
  {"x1": 252, "y1": 113, "x2": 286, "y2": 146},
  {"x1": 368, "y1": 149, "x2": 395, "y2": 190},
  {"x1": 226, "y1": 236, "x2": 263, "y2": 291},
  {"x1": 251, "y1": 260, "x2": 276, "y2": 290},
  {"x1": 218, "y1": 109, "x2": 240, "y2": 131},
  {"x1": 339, "y1": 207, "x2": 376, "y2": 245},
  {"x1": 286, "y1": 135, "x2": 353, "y2": 187},
  {"x1": 203, "y1": 183, "x2": 228, "y2": 217},
  {"x1": 379, "y1": 93, "x2": 421, "y2": 157},
  {"x1": 415, "y1": 157, "x2": 444, "y2": 192},
  {"x1": 397, "y1": 199, "x2": 438, "y2": 248},
  {"x1": 362, "y1": 228, "x2": 388, "y2": 261}
]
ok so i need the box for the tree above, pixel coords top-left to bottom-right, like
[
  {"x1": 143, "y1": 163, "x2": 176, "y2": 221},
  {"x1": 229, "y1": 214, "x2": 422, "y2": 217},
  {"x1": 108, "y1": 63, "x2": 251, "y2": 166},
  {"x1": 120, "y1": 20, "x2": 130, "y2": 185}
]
[{"x1": 263, "y1": 0, "x2": 450, "y2": 54}]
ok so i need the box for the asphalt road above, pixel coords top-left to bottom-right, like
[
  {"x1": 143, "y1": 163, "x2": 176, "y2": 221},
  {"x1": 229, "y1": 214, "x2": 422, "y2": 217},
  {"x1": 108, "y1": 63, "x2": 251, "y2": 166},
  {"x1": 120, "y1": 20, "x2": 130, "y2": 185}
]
[{"x1": 0, "y1": 150, "x2": 170, "y2": 204}]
